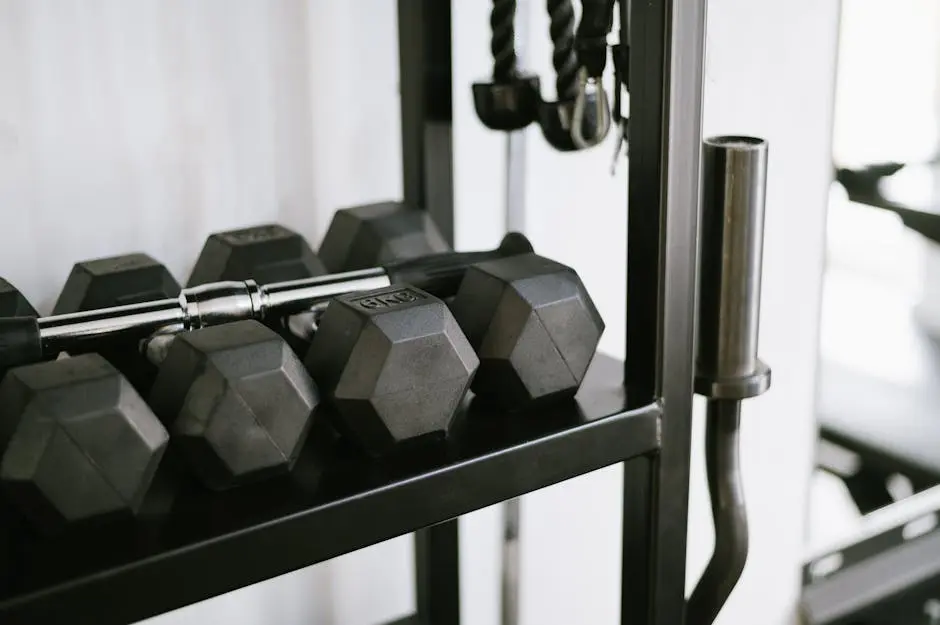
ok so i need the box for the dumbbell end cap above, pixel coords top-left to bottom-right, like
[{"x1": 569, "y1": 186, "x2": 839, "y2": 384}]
[
  {"x1": 498, "y1": 232, "x2": 535, "y2": 257},
  {"x1": 0, "y1": 317, "x2": 42, "y2": 371}
]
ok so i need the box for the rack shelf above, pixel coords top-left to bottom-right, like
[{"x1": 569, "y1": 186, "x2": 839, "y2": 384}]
[{"x1": 0, "y1": 355, "x2": 659, "y2": 625}]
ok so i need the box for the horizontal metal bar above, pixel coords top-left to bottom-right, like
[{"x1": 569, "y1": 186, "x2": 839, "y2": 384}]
[
  {"x1": 802, "y1": 529, "x2": 940, "y2": 624},
  {"x1": 806, "y1": 483, "x2": 940, "y2": 562}
]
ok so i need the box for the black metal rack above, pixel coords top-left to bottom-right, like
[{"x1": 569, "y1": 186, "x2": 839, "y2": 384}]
[{"x1": 0, "y1": 1, "x2": 706, "y2": 624}]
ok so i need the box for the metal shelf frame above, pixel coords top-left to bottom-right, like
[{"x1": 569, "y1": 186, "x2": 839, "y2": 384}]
[{"x1": 0, "y1": 1, "x2": 706, "y2": 624}]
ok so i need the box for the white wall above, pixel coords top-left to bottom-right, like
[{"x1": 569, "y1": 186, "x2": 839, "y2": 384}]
[{"x1": 0, "y1": 1, "x2": 839, "y2": 624}]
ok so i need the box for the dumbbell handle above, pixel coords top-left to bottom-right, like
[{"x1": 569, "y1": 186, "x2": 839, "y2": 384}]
[{"x1": 0, "y1": 233, "x2": 533, "y2": 369}]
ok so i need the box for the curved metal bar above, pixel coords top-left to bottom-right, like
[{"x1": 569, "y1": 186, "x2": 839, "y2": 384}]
[{"x1": 687, "y1": 399, "x2": 748, "y2": 625}]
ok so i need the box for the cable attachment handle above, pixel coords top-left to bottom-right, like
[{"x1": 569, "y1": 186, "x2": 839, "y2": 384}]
[
  {"x1": 473, "y1": 0, "x2": 542, "y2": 131},
  {"x1": 610, "y1": 0, "x2": 631, "y2": 173},
  {"x1": 537, "y1": 0, "x2": 612, "y2": 151}
]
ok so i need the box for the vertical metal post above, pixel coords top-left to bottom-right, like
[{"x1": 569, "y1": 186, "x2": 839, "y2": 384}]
[
  {"x1": 620, "y1": 455, "x2": 655, "y2": 625},
  {"x1": 504, "y1": 0, "x2": 530, "y2": 233},
  {"x1": 622, "y1": 2, "x2": 706, "y2": 625},
  {"x1": 398, "y1": 2, "x2": 461, "y2": 623},
  {"x1": 398, "y1": 0, "x2": 456, "y2": 244},
  {"x1": 501, "y1": 497, "x2": 521, "y2": 625},
  {"x1": 502, "y1": 3, "x2": 529, "y2": 623},
  {"x1": 415, "y1": 520, "x2": 461, "y2": 625}
]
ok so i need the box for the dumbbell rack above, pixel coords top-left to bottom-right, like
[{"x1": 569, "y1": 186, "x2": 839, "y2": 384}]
[{"x1": 0, "y1": 1, "x2": 705, "y2": 624}]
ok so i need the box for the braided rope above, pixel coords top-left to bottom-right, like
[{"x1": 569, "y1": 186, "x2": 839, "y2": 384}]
[
  {"x1": 491, "y1": 0, "x2": 517, "y2": 81},
  {"x1": 547, "y1": 0, "x2": 579, "y2": 101}
]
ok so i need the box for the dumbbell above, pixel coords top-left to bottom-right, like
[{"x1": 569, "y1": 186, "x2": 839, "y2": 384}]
[
  {"x1": 316, "y1": 205, "x2": 601, "y2": 625},
  {"x1": 320, "y1": 203, "x2": 606, "y2": 410},
  {"x1": 189, "y1": 223, "x2": 329, "y2": 354},
  {"x1": 318, "y1": 205, "x2": 542, "y2": 625},
  {"x1": 52, "y1": 253, "x2": 181, "y2": 393},
  {"x1": 188, "y1": 209, "x2": 604, "y2": 435},
  {"x1": 199, "y1": 206, "x2": 604, "y2": 419},
  {"x1": 0, "y1": 278, "x2": 39, "y2": 318},
  {"x1": 53, "y1": 252, "x2": 320, "y2": 491},
  {"x1": 0, "y1": 234, "x2": 520, "y2": 469},
  {"x1": 317, "y1": 202, "x2": 449, "y2": 273},
  {"x1": 0, "y1": 278, "x2": 169, "y2": 533},
  {"x1": 187, "y1": 219, "x2": 477, "y2": 457},
  {"x1": 0, "y1": 227, "x2": 599, "y2": 434}
]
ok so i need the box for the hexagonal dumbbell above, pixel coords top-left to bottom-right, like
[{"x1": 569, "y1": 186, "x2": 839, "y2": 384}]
[
  {"x1": 0, "y1": 354, "x2": 169, "y2": 533},
  {"x1": 147, "y1": 320, "x2": 319, "y2": 489},
  {"x1": 0, "y1": 278, "x2": 38, "y2": 317},
  {"x1": 304, "y1": 285, "x2": 478, "y2": 456},
  {"x1": 0, "y1": 278, "x2": 168, "y2": 532},
  {"x1": 318, "y1": 202, "x2": 449, "y2": 273},
  {"x1": 285, "y1": 208, "x2": 605, "y2": 416},
  {"x1": 190, "y1": 222, "x2": 478, "y2": 458},
  {"x1": 319, "y1": 207, "x2": 606, "y2": 411},
  {"x1": 56, "y1": 253, "x2": 320, "y2": 491},
  {"x1": 187, "y1": 223, "x2": 329, "y2": 353},
  {"x1": 52, "y1": 253, "x2": 181, "y2": 394},
  {"x1": 53, "y1": 253, "x2": 181, "y2": 312},
  {"x1": 188, "y1": 223, "x2": 326, "y2": 286},
  {"x1": 449, "y1": 253, "x2": 604, "y2": 409}
]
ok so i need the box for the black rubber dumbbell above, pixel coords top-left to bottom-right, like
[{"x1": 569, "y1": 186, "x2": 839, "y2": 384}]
[
  {"x1": 0, "y1": 220, "x2": 604, "y2": 473},
  {"x1": 52, "y1": 253, "x2": 181, "y2": 394},
  {"x1": 0, "y1": 234, "x2": 528, "y2": 466},
  {"x1": 254, "y1": 204, "x2": 604, "y2": 418},
  {"x1": 189, "y1": 222, "x2": 478, "y2": 457},
  {"x1": 188, "y1": 223, "x2": 328, "y2": 355},
  {"x1": 449, "y1": 253, "x2": 604, "y2": 409},
  {"x1": 188, "y1": 223, "x2": 327, "y2": 285},
  {"x1": 318, "y1": 202, "x2": 450, "y2": 273},
  {"x1": 0, "y1": 278, "x2": 38, "y2": 318},
  {"x1": 0, "y1": 278, "x2": 169, "y2": 533},
  {"x1": 321, "y1": 205, "x2": 606, "y2": 410},
  {"x1": 54, "y1": 253, "x2": 320, "y2": 491}
]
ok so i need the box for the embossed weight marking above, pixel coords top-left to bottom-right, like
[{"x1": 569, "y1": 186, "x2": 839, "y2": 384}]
[
  {"x1": 219, "y1": 224, "x2": 296, "y2": 245},
  {"x1": 351, "y1": 288, "x2": 426, "y2": 310}
]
